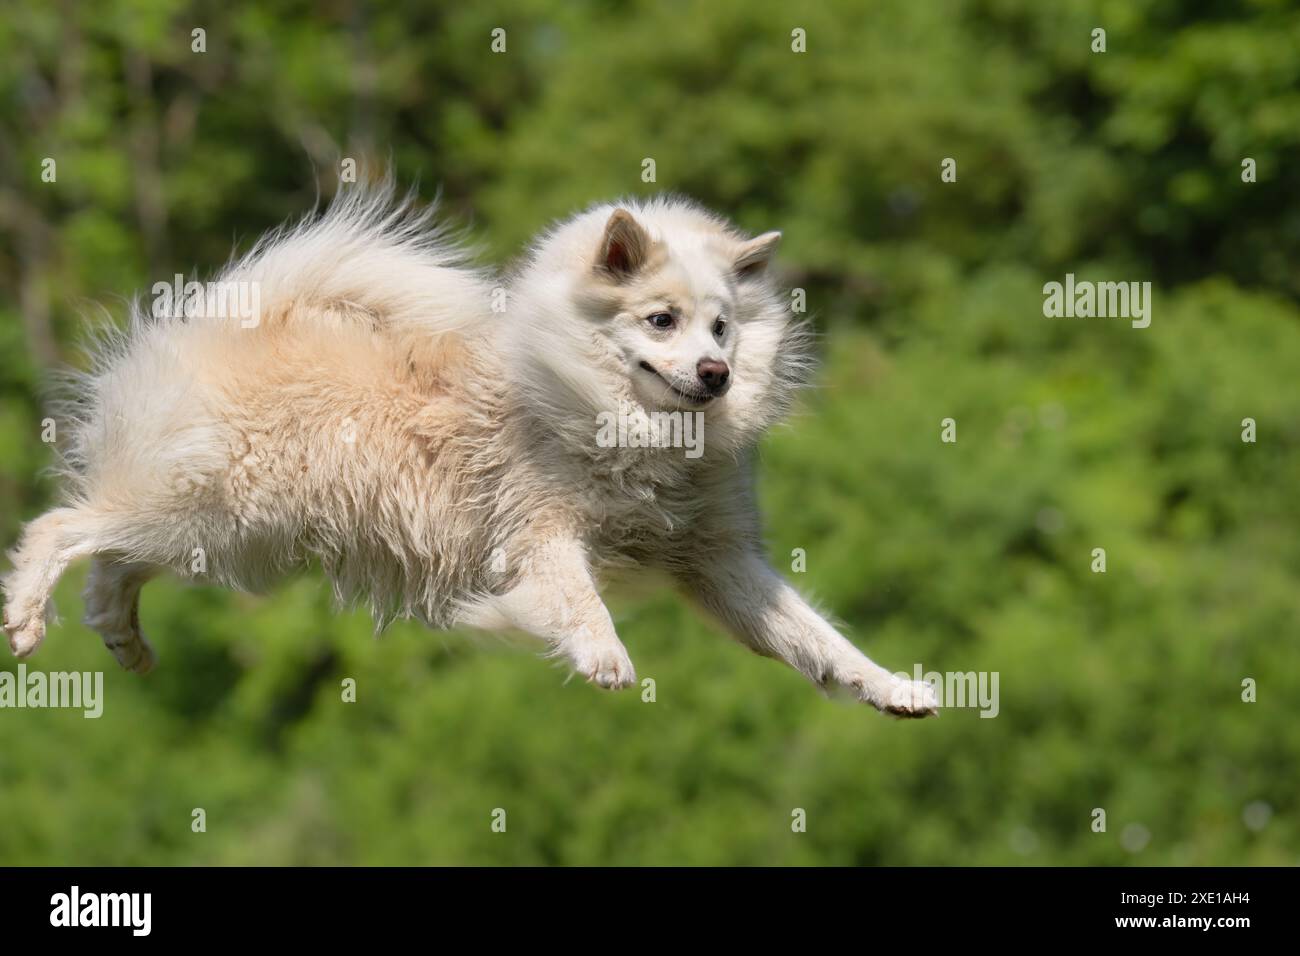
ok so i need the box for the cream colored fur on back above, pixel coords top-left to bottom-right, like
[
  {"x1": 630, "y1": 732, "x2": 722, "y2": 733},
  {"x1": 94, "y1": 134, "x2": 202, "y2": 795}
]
[{"x1": 2, "y1": 184, "x2": 940, "y2": 718}]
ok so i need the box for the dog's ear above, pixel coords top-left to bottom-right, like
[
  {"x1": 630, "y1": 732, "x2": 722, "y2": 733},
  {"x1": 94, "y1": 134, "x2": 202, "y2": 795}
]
[
  {"x1": 733, "y1": 231, "x2": 782, "y2": 278},
  {"x1": 596, "y1": 209, "x2": 651, "y2": 280}
]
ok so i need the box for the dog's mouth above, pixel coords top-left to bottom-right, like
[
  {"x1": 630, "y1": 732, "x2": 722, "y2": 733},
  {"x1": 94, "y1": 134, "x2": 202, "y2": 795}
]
[{"x1": 638, "y1": 361, "x2": 717, "y2": 406}]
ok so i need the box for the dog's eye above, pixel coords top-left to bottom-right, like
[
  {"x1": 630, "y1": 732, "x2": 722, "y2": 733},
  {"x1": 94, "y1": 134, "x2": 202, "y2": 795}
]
[
  {"x1": 647, "y1": 312, "x2": 675, "y2": 330},
  {"x1": 713, "y1": 317, "x2": 727, "y2": 337}
]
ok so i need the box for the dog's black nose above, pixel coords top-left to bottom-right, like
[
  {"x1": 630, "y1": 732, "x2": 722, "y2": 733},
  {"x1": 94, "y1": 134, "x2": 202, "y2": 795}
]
[{"x1": 697, "y1": 359, "x2": 730, "y2": 393}]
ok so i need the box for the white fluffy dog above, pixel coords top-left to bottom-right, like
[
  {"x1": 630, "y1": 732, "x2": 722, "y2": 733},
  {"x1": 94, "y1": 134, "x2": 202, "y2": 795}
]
[{"x1": 2, "y1": 185, "x2": 938, "y2": 718}]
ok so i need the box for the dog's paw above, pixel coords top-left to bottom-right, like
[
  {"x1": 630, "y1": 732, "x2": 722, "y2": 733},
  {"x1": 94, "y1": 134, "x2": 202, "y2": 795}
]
[
  {"x1": 107, "y1": 636, "x2": 158, "y2": 675},
  {"x1": 880, "y1": 677, "x2": 940, "y2": 719},
  {"x1": 845, "y1": 672, "x2": 939, "y2": 719},
  {"x1": 3, "y1": 609, "x2": 45, "y2": 659},
  {"x1": 569, "y1": 641, "x2": 637, "y2": 690},
  {"x1": 127, "y1": 643, "x2": 157, "y2": 675}
]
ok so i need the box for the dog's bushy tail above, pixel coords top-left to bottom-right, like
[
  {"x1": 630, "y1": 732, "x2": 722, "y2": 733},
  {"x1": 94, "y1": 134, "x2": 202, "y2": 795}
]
[
  {"x1": 217, "y1": 176, "x2": 493, "y2": 337},
  {"x1": 49, "y1": 177, "x2": 493, "y2": 500}
]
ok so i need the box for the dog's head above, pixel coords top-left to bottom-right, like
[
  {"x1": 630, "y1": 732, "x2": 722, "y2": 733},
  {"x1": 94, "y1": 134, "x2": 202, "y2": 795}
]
[
  {"x1": 579, "y1": 207, "x2": 781, "y2": 412},
  {"x1": 506, "y1": 198, "x2": 813, "y2": 459}
]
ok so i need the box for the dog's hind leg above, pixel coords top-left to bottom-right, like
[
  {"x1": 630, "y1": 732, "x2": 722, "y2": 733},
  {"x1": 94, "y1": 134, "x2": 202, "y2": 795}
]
[
  {"x1": 454, "y1": 537, "x2": 637, "y2": 689},
  {"x1": 83, "y1": 558, "x2": 160, "y2": 674},
  {"x1": 2, "y1": 507, "x2": 106, "y2": 660}
]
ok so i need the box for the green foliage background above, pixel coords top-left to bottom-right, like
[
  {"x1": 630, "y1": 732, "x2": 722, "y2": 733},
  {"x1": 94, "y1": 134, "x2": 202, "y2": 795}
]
[{"x1": 1, "y1": 0, "x2": 1297, "y2": 865}]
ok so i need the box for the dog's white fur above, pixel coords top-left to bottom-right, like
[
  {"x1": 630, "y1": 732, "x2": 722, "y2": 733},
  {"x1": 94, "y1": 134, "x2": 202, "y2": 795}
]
[{"x1": 2, "y1": 184, "x2": 937, "y2": 717}]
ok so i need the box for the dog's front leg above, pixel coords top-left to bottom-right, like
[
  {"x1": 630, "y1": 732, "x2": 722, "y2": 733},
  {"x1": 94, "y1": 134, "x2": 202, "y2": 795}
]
[
  {"x1": 682, "y1": 548, "x2": 938, "y2": 717},
  {"x1": 456, "y1": 537, "x2": 636, "y2": 689}
]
